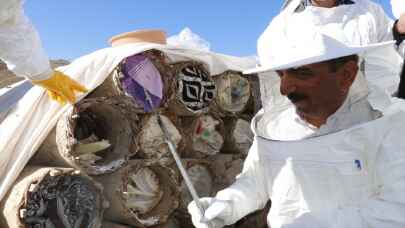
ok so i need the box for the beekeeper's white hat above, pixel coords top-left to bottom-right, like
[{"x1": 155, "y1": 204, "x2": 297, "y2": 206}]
[
  {"x1": 244, "y1": 22, "x2": 395, "y2": 74},
  {"x1": 391, "y1": 0, "x2": 405, "y2": 19}
]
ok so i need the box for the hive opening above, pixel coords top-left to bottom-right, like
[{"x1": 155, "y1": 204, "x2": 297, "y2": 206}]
[
  {"x1": 22, "y1": 174, "x2": 101, "y2": 228},
  {"x1": 73, "y1": 110, "x2": 111, "y2": 165}
]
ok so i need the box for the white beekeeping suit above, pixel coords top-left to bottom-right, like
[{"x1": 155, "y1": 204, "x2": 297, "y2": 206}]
[
  {"x1": 188, "y1": 20, "x2": 405, "y2": 228},
  {"x1": 0, "y1": 0, "x2": 87, "y2": 104},
  {"x1": 258, "y1": 0, "x2": 404, "y2": 113},
  {"x1": 0, "y1": 0, "x2": 52, "y2": 80}
]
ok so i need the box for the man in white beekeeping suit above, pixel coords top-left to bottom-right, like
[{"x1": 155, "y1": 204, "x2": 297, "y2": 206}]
[
  {"x1": 0, "y1": 0, "x2": 87, "y2": 104},
  {"x1": 257, "y1": 0, "x2": 405, "y2": 114},
  {"x1": 188, "y1": 13, "x2": 405, "y2": 228}
]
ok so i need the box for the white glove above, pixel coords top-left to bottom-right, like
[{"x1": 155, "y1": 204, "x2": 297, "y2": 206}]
[
  {"x1": 391, "y1": 0, "x2": 405, "y2": 19},
  {"x1": 187, "y1": 197, "x2": 232, "y2": 228}
]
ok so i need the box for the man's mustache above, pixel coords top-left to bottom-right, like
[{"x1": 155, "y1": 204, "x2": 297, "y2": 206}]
[{"x1": 287, "y1": 93, "x2": 307, "y2": 103}]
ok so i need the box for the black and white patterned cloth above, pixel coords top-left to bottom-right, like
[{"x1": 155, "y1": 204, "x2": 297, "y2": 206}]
[{"x1": 177, "y1": 65, "x2": 216, "y2": 112}]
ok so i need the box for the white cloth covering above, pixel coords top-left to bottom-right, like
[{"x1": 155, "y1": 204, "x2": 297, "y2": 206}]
[
  {"x1": 0, "y1": 0, "x2": 52, "y2": 80},
  {"x1": 0, "y1": 42, "x2": 256, "y2": 201}
]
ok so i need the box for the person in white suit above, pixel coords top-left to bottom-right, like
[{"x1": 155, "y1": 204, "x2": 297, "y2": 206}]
[
  {"x1": 255, "y1": 0, "x2": 405, "y2": 116},
  {"x1": 188, "y1": 16, "x2": 405, "y2": 228},
  {"x1": 0, "y1": 0, "x2": 87, "y2": 104}
]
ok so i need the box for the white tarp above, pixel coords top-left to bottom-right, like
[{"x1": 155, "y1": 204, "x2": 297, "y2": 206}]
[
  {"x1": 167, "y1": 27, "x2": 211, "y2": 52},
  {"x1": 0, "y1": 42, "x2": 256, "y2": 200}
]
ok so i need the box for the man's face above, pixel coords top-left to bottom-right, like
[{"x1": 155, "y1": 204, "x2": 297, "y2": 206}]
[{"x1": 277, "y1": 60, "x2": 356, "y2": 121}]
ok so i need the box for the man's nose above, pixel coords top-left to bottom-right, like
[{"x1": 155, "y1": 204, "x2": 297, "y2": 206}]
[{"x1": 279, "y1": 73, "x2": 297, "y2": 96}]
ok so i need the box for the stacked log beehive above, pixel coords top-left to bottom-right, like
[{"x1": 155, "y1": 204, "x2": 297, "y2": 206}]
[{"x1": 1, "y1": 51, "x2": 268, "y2": 228}]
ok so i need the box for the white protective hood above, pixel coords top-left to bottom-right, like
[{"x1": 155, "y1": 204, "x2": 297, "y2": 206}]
[
  {"x1": 0, "y1": 43, "x2": 256, "y2": 200},
  {"x1": 254, "y1": 65, "x2": 393, "y2": 141},
  {"x1": 257, "y1": 0, "x2": 404, "y2": 116}
]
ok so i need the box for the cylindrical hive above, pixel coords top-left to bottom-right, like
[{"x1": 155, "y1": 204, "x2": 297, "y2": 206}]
[
  {"x1": 212, "y1": 71, "x2": 252, "y2": 116},
  {"x1": 178, "y1": 159, "x2": 214, "y2": 212},
  {"x1": 137, "y1": 113, "x2": 184, "y2": 160},
  {"x1": 89, "y1": 50, "x2": 172, "y2": 113},
  {"x1": 31, "y1": 97, "x2": 139, "y2": 175},
  {"x1": 168, "y1": 61, "x2": 216, "y2": 116},
  {"x1": 222, "y1": 118, "x2": 254, "y2": 156},
  {"x1": 180, "y1": 114, "x2": 224, "y2": 158},
  {"x1": 242, "y1": 73, "x2": 262, "y2": 117},
  {"x1": 95, "y1": 160, "x2": 180, "y2": 227},
  {"x1": 175, "y1": 155, "x2": 243, "y2": 227},
  {"x1": 0, "y1": 166, "x2": 105, "y2": 228},
  {"x1": 208, "y1": 154, "x2": 244, "y2": 193}
]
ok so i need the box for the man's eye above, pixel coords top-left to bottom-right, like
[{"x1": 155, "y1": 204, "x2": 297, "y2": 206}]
[
  {"x1": 294, "y1": 70, "x2": 314, "y2": 79},
  {"x1": 300, "y1": 70, "x2": 312, "y2": 75},
  {"x1": 284, "y1": 68, "x2": 314, "y2": 80}
]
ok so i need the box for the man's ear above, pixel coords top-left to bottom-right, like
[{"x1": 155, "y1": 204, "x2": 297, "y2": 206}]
[{"x1": 339, "y1": 61, "x2": 358, "y2": 93}]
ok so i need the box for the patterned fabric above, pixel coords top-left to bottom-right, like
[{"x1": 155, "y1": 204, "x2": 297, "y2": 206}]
[
  {"x1": 120, "y1": 53, "x2": 163, "y2": 112},
  {"x1": 24, "y1": 175, "x2": 100, "y2": 228},
  {"x1": 177, "y1": 65, "x2": 216, "y2": 112},
  {"x1": 295, "y1": 0, "x2": 355, "y2": 12}
]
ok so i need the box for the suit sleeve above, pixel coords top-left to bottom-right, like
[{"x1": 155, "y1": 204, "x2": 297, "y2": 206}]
[
  {"x1": 215, "y1": 137, "x2": 270, "y2": 225},
  {"x1": 0, "y1": 0, "x2": 52, "y2": 80}
]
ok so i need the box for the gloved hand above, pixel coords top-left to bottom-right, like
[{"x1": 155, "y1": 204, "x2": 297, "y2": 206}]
[
  {"x1": 188, "y1": 197, "x2": 232, "y2": 228},
  {"x1": 32, "y1": 71, "x2": 88, "y2": 105}
]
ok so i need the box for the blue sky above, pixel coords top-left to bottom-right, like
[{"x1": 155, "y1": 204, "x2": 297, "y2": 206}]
[{"x1": 25, "y1": 0, "x2": 393, "y2": 60}]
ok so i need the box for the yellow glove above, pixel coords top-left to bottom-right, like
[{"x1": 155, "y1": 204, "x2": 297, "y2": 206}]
[{"x1": 32, "y1": 71, "x2": 88, "y2": 105}]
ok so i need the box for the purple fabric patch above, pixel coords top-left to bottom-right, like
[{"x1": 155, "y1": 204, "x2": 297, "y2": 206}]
[{"x1": 120, "y1": 53, "x2": 163, "y2": 112}]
